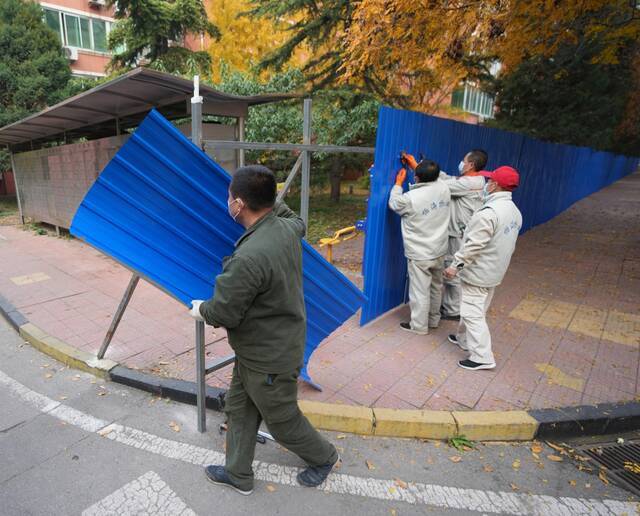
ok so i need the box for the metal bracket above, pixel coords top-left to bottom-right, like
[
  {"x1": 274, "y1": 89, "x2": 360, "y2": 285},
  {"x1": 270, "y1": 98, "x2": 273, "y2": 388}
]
[{"x1": 97, "y1": 273, "x2": 140, "y2": 359}]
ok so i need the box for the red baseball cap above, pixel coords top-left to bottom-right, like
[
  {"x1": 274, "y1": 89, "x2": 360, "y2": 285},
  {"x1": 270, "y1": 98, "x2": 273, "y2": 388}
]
[{"x1": 479, "y1": 166, "x2": 520, "y2": 191}]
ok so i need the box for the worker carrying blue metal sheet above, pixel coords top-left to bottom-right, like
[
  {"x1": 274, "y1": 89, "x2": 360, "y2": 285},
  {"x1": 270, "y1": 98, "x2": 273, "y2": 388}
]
[
  {"x1": 189, "y1": 165, "x2": 339, "y2": 495},
  {"x1": 443, "y1": 166, "x2": 522, "y2": 371},
  {"x1": 402, "y1": 149, "x2": 487, "y2": 320},
  {"x1": 388, "y1": 159, "x2": 451, "y2": 334}
]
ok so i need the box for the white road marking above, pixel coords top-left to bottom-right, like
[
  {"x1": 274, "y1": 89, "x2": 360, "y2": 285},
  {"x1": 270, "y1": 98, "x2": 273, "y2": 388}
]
[
  {"x1": 0, "y1": 369, "x2": 637, "y2": 515},
  {"x1": 82, "y1": 471, "x2": 196, "y2": 516}
]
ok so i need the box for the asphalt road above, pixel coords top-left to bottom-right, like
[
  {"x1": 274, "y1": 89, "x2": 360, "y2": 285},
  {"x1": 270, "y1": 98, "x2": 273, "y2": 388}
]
[{"x1": 0, "y1": 316, "x2": 637, "y2": 516}]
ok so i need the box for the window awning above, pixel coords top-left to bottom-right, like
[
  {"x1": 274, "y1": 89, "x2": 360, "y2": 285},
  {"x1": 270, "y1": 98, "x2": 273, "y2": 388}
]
[{"x1": 0, "y1": 67, "x2": 298, "y2": 149}]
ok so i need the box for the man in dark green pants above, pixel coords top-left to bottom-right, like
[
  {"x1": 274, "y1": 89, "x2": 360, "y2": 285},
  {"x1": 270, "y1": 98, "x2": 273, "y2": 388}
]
[{"x1": 189, "y1": 165, "x2": 339, "y2": 495}]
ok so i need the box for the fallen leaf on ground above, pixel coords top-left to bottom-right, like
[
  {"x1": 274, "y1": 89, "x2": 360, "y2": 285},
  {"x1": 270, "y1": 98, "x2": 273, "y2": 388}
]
[
  {"x1": 394, "y1": 478, "x2": 408, "y2": 489},
  {"x1": 366, "y1": 460, "x2": 375, "y2": 470},
  {"x1": 98, "y1": 427, "x2": 113, "y2": 437},
  {"x1": 598, "y1": 469, "x2": 609, "y2": 485},
  {"x1": 388, "y1": 486, "x2": 397, "y2": 495},
  {"x1": 266, "y1": 485, "x2": 276, "y2": 492},
  {"x1": 483, "y1": 464, "x2": 494, "y2": 473},
  {"x1": 434, "y1": 442, "x2": 441, "y2": 448},
  {"x1": 585, "y1": 483, "x2": 591, "y2": 489},
  {"x1": 449, "y1": 456, "x2": 462, "y2": 463},
  {"x1": 546, "y1": 442, "x2": 565, "y2": 454},
  {"x1": 531, "y1": 444, "x2": 543, "y2": 454},
  {"x1": 512, "y1": 459, "x2": 521, "y2": 470},
  {"x1": 569, "y1": 480, "x2": 577, "y2": 487},
  {"x1": 547, "y1": 454, "x2": 563, "y2": 462},
  {"x1": 510, "y1": 483, "x2": 519, "y2": 491},
  {"x1": 59, "y1": 395, "x2": 67, "y2": 400},
  {"x1": 44, "y1": 373, "x2": 53, "y2": 379},
  {"x1": 336, "y1": 434, "x2": 346, "y2": 439},
  {"x1": 624, "y1": 461, "x2": 640, "y2": 474},
  {"x1": 169, "y1": 421, "x2": 181, "y2": 433},
  {"x1": 532, "y1": 452, "x2": 540, "y2": 460},
  {"x1": 390, "y1": 510, "x2": 397, "y2": 516},
  {"x1": 97, "y1": 391, "x2": 106, "y2": 396}
]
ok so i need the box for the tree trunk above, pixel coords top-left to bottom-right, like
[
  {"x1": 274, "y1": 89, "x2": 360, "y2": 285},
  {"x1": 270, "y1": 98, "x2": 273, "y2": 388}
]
[{"x1": 329, "y1": 157, "x2": 343, "y2": 203}]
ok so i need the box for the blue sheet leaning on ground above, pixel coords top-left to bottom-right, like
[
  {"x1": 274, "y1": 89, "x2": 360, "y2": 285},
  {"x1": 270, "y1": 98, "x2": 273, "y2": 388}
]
[
  {"x1": 70, "y1": 109, "x2": 366, "y2": 384},
  {"x1": 360, "y1": 106, "x2": 640, "y2": 326}
]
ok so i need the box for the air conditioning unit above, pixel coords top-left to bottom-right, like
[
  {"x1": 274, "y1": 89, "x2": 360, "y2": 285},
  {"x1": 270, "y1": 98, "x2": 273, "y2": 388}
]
[
  {"x1": 89, "y1": 0, "x2": 107, "y2": 6},
  {"x1": 63, "y1": 46, "x2": 79, "y2": 61}
]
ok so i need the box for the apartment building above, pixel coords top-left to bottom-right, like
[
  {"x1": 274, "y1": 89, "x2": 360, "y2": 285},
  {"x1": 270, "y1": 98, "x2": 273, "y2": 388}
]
[
  {"x1": 40, "y1": 0, "x2": 116, "y2": 77},
  {"x1": 39, "y1": 0, "x2": 213, "y2": 78}
]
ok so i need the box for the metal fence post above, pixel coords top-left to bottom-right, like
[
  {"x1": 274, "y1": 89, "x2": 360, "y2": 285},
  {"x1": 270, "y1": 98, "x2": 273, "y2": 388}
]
[
  {"x1": 98, "y1": 274, "x2": 139, "y2": 359},
  {"x1": 196, "y1": 319, "x2": 206, "y2": 433},
  {"x1": 237, "y1": 116, "x2": 245, "y2": 168},
  {"x1": 301, "y1": 98, "x2": 312, "y2": 229},
  {"x1": 191, "y1": 75, "x2": 203, "y2": 150},
  {"x1": 9, "y1": 152, "x2": 24, "y2": 224}
]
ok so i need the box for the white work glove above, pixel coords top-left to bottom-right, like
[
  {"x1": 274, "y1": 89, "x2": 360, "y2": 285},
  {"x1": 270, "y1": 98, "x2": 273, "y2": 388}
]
[{"x1": 189, "y1": 300, "x2": 205, "y2": 322}]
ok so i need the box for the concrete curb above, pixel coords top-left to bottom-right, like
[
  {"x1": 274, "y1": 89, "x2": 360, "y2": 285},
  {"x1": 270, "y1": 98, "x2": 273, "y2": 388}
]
[{"x1": 1, "y1": 296, "x2": 638, "y2": 441}]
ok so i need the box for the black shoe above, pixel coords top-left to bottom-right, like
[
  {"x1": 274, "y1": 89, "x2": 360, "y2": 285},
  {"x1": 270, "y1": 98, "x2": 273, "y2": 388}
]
[
  {"x1": 440, "y1": 314, "x2": 460, "y2": 321},
  {"x1": 204, "y1": 465, "x2": 253, "y2": 495},
  {"x1": 297, "y1": 455, "x2": 340, "y2": 487},
  {"x1": 458, "y1": 359, "x2": 496, "y2": 371},
  {"x1": 400, "y1": 322, "x2": 428, "y2": 335},
  {"x1": 448, "y1": 334, "x2": 468, "y2": 351}
]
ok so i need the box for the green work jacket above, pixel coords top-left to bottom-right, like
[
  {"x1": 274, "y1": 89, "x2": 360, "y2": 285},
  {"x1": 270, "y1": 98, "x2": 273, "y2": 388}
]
[{"x1": 200, "y1": 202, "x2": 306, "y2": 374}]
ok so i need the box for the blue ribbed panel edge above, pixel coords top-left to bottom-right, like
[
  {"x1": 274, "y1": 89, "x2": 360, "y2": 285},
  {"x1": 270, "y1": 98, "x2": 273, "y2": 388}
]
[
  {"x1": 361, "y1": 106, "x2": 640, "y2": 325},
  {"x1": 70, "y1": 109, "x2": 366, "y2": 381}
]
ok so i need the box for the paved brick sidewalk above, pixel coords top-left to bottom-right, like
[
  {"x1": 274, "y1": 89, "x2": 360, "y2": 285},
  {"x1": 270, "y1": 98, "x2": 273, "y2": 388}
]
[{"x1": 1, "y1": 173, "x2": 639, "y2": 410}]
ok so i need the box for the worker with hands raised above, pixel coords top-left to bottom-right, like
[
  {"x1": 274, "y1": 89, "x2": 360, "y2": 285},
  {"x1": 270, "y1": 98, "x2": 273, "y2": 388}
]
[
  {"x1": 401, "y1": 150, "x2": 487, "y2": 320},
  {"x1": 389, "y1": 159, "x2": 451, "y2": 335}
]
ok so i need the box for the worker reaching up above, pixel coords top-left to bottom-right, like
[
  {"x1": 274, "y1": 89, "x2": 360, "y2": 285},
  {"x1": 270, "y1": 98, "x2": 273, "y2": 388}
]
[
  {"x1": 389, "y1": 160, "x2": 451, "y2": 335},
  {"x1": 402, "y1": 150, "x2": 487, "y2": 320}
]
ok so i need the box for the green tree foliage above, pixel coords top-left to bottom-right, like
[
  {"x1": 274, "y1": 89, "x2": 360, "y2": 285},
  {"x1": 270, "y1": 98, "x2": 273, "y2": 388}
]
[
  {"x1": 213, "y1": 65, "x2": 378, "y2": 201},
  {"x1": 250, "y1": 0, "x2": 353, "y2": 90},
  {"x1": 108, "y1": 0, "x2": 219, "y2": 77},
  {"x1": 0, "y1": 0, "x2": 72, "y2": 170},
  {"x1": 489, "y1": 40, "x2": 638, "y2": 154}
]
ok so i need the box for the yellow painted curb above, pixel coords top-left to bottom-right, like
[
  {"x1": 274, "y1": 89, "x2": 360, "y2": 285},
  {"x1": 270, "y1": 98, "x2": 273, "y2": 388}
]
[
  {"x1": 299, "y1": 400, "x2": 374, "y2": 435},
  {"x1": 19, "y1": 323, "x2": 117, "y2": 379},
  {"x1": 452, "y1": 410, "x2": 538, "y2": 441},
  {"x1": 373, "y1": 408, "x2": 457, "y2": 439}
]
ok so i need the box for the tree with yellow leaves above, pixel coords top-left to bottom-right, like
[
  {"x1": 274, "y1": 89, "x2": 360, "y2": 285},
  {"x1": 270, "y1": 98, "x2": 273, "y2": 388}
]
[
  {"x1": 341, "y1": 0, "x2": 640, "y2": 110},
  {"x1": 207, "y1": 0, "x2": 306, "y2": 82}
]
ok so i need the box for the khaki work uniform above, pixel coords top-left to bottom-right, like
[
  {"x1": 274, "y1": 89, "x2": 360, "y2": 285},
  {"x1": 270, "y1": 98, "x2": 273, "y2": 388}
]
[
  {"x1": 439, "y1": 172, "x2": 484, "y2": 317},
  {"x1": 453, "y1": 191, "x2": 522, "y2": 364},
  {"x1": 389, "y1": 180, "x2": 451, "y2": 332},
  {"x1": 200, "y1": 202, "x2": 337, "y2": 491}
]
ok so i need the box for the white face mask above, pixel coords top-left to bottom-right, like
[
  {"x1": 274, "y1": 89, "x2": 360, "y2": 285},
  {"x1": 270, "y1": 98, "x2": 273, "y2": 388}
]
[
  {"x1": 458, "y1": 160, "x2": 465, "y2": 174},
  {"x1": 482, "y1": 181, "x2": 495, "y2": 201},
  {"x1": 227, "y1": 198, "x2": 242, "y2": 221}
]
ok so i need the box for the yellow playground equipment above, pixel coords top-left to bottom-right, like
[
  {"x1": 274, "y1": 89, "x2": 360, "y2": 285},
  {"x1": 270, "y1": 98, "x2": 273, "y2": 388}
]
[{"x1": 318, "y1": 226, "x2": 359, "y2": 264}]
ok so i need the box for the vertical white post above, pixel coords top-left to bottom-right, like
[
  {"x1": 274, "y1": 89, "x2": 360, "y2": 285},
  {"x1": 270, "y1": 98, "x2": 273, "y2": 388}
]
[
  {"x1": 301, "y1": 98, "x2": 312, "y2": 230},
  {"x1": 191, "y1": 75, "x2": 203, "y2": 150},
  {"x1": 237, "y1": 116, "x2": 245, "y2": 169},
  {"x1": 9, "y1": 152, "x2": 24, "y2": 224}
]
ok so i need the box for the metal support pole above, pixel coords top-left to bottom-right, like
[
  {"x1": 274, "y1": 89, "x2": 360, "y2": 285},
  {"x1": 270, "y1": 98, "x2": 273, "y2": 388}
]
[
  {"x1": 195, "y1": 319, "x2": 206, "y2": 433},
  {"x1": 97, "y1": 273, "x2": 139, "y2": 359},
  {"x1": 301, "y1": 98, "x2": 312, "y2": 229},
  {"x1": 237, "y1": 116, "x2": 245, "y2": 169},
  {"x1": 191, "y1": 75, "x2": 203, "y2": 150},
  {"x1": 276, "y1": 154, "x2": 303, "y2": 203},
  {"x1": 9, "y1": 152, "x2": 25, "y2": 224},
  {"x1": 115, "y1": 118, "x2": 121, "y2": 136}
]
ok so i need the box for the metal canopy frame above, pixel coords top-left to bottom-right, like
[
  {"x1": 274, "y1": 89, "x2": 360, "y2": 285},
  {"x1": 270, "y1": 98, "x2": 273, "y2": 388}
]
[{"x1": 93, "y1": 76, "x2": 375, "y2": 433}]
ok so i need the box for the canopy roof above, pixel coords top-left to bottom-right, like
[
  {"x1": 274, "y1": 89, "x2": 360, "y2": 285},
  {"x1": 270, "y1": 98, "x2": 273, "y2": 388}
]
[{"x1": 0, "y1": 68, "x2": 297, "y2": 150}]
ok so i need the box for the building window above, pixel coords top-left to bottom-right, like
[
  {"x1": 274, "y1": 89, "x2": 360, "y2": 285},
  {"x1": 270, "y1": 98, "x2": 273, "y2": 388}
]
[
  {"x1": 451, "y1": 83, "x2": 495, "y2": 119},
  {"x1": 43, "y1": 8, "x2": 113, "y2": 54}
]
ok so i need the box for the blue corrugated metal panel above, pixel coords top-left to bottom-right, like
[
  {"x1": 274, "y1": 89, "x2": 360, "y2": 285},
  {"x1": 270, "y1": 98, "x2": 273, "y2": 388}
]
[
  {"x1": 361, "y1": 106, "x2": 639, "y2": 325},
  {"x1": 70, "y1": 109, "x2": 365, "y2": 378}
]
